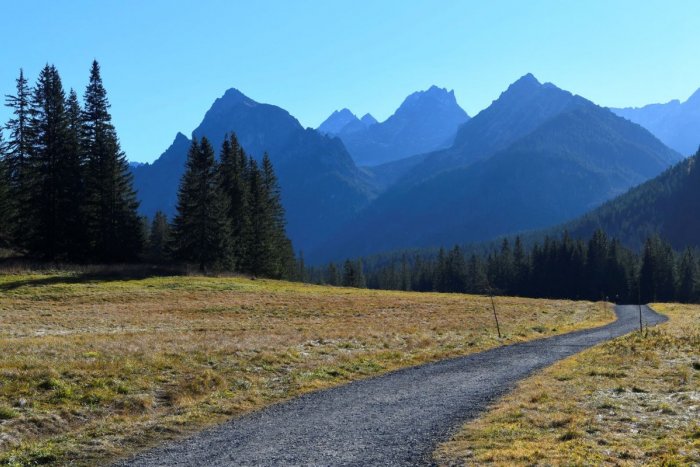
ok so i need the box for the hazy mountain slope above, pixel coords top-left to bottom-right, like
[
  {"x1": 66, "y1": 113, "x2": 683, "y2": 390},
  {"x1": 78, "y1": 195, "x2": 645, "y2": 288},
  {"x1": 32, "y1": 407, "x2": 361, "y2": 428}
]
[
  {"x1": 565, "y1": 152, "x2": 700, "y2": 250},
  {"x1": 611, "y1": 88, "x2": 700, "y2": 156},
  {"x1": 317, "y1": 109, "x2": 360, "y2": 136},
  {"x1": 328, "y1": 86, "x2": 469, "y2": 166},
  {"x1": 395, "y1": 74, "x2": 586, "y2": 186},
  {"x1": 310, "y1": 98, "x2": 681, "y2": 263},
  {"x1": 132, "y1": 132, "x2": 192, "y2": 220},
  {"x1": 133, "y1": 89, "x2": 375, "y2": 253}
]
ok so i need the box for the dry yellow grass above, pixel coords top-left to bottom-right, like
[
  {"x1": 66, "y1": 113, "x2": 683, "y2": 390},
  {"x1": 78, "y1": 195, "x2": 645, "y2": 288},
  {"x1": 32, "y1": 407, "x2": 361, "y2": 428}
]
[
  {"x1": 0, "y1": 273, "x2": 612, "y2": 466},
  {"x1": 434, "y1": 303, "x2": 700, "y2": 466}
]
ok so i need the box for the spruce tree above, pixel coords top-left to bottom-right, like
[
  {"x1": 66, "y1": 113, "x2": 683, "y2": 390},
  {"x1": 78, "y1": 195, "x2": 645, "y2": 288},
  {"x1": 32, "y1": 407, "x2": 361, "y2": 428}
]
[
  {"x1": 62, "y1": 89, "x2": 87, "y2": 259},
  {"x1": 261, "y1": 152, "x2": 294, "y2": 277},
  {"x1": 4, "y1": 69, "x2": 32, "y2": 247},
  {"x1": 512, "y1": 236, "x2": 529, "y2": 295},
  {"x1": 26, "y1": 65, "x2": 72, "y2": 259},
  {"x1": 172, "y1": 137, "x2": 230, "y2": 272},
  {"x1": 148, "y1": 211, "x2": 171, "y2": 263},
  {"x1": 639, "y1": 235, "x2": 676, "y2": 303},
  {"x1": 82, "y1": 60, "x2": 142, "y2": 262},
  {"x1": 0, "y1": 131, "x2": 10, "y2": 247},
  {"x1": 326, "y1": 262, "x2": 340, "y2": 286},
  {"x1": 677, "y1": 248, "x2": 697, "y2": 303},
  {"x1": 245, "y1": 157, "x2": 269, "y2": 275},
  {"x1": 342, "y1": 259, "x2": 365, "y2": 288},
  {"x1": 586, "y1": 229, "x2": 609, "y2": 299},
  {"x1": 218, "y1": 133, "x2": 250, "y2": 270}
]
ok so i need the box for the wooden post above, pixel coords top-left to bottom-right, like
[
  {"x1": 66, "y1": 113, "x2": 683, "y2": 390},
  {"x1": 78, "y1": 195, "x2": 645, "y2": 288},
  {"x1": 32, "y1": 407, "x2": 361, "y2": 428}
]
[
  {"x1": 638, "y1": 281, "x2": 643, "y2": 334},
  {"x1": 490, "y1": 292, "x2": 501, "y2": 339}
]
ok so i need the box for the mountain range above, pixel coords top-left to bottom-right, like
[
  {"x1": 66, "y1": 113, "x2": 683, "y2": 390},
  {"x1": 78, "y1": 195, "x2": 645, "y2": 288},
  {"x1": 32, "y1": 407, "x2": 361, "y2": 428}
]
[
  {"x1": 317, "y1": 86, "x2": 470, "y2": 166},
  {"x1": 132, "y1": 75, "x2": 688, "y2": 264},
  {"x1": 309, "y1": 75, "x2": 682, "y2": 262},
  {"x1": 611, "y1": 89, "x2": 700, "y2": 156}
]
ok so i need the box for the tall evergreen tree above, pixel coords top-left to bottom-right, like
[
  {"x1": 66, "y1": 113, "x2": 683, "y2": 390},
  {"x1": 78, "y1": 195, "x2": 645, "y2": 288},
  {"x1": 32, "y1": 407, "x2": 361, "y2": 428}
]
[
  {"x1": 639, "y1": 235, "x2": 676, "y2": 303},
  {"x1": 82, "y1": 60, "x2": 142, "y2": 261},
  {"x1": 148, "y1": 210, "x2": 171, "y2": 263},
  {"x1": 261, "y1": 152, "x2": 294, "y2": 277},
  {"x1": 586, "y1": 229, "x2": 609, "y2": 298},
  {"x1": 342, "y1": 259, "x2": 366, "y2": 288},
  {"x1": 326, "y1": 262, "x2": 340, "y2": 286},
  {"x1": 245, "y1": 157, "x2": 273, "y2": 276},
  {"x1": 218, "y1": 133, "x2": 250, "y2": 270},
  {"x1": 677, "y1": 248, "x2": 698, "y2": 303},
  {"x1": 4, "y1": 69, "x2": 32, "y2": 247},
  {"x1": 172, "y1": 137, "x2": 230, "y2": 272},
  {"x1": 26, "y1": 65, "x2": 72, "y2": 258},
  {"x1": 62, "y1": 88, "x2": 88, "y2": 259},
  {"x1": 0, "y1": 130, "x2": 10, "y2": 247}
]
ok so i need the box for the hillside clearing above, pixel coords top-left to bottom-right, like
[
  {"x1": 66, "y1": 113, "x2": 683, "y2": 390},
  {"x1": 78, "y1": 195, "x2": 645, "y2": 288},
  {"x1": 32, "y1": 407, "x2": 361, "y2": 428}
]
[
  {"x1": 434, "y1": 303, "x2": 700, "y2": 466},
  {"x1": 0, "y1": 273, "x2": 612, "y2": 465}
]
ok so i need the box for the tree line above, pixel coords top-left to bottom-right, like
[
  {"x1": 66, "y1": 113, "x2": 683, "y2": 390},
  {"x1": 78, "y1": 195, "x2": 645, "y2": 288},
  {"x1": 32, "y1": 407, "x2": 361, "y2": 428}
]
[
  {"x1": 309, "y1": 230, "x2": 700, "y2": 304},
  {"x1": 0, "y1": 62, "x2": 295, "y2": 277},
  {"x1": 0, "y1": 62, "x2": 141, "y2": 261}
]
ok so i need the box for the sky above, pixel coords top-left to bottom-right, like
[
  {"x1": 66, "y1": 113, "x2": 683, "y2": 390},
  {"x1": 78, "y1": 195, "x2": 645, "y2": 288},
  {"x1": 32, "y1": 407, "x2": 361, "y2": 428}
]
[{"x1": 1, "y1": 0, "x2": 699, "y2": 163}]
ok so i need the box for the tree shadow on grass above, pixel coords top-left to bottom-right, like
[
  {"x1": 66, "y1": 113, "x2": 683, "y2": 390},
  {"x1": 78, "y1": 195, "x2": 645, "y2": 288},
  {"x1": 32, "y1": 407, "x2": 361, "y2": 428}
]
[{"x1": 0, "y1": 263, "x2": 187, "y2": 292}]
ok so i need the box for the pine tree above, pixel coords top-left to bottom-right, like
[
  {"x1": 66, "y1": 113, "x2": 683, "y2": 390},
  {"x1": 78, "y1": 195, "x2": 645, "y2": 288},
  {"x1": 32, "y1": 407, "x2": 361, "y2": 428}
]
[
  {"x1": 0, "y1": 130, "x2": 10, "y2": 247},
  {"x1": 148, "y1": 211, "x2": 171, "y2": 263},
  {"x1": 342, "y1": 259, "x2": 366, "y2": 288},
  {"x1": 172, "y1": 137, "x2": 230, "y2": 272},
  {"x1": 245, "y1": 157, "x2": 274, "y2": 276},
  {"x1": 26, "y1": 65, "x2": 73, "y2": 259},
  {"x1": 326, "y1": 262, "x2": 340, "y2": 286},
  {"x1": 61, "y1": 89, "x2": 88, "y2": 259},
  {"x1": 400, "y1": 254, "x2": 411, "y2": 291},
  {"x1": 586, "y1": 229, "x2": 609, "y2": 299},
  {"x1": 218, "y1": 133, "x2": 250, "y2": 270},
  {"x1": 639, "y1": 235, "x2": 676, "y2": 302},
  {"x1": 4, "y1": 69, "x2": 32, "y2": 247},
  {"x1": 677, "y1": 248, "x2": 698, "y2": 303},
  {"x1": 512, "y1": 236, "x2": 529, "y2": 295},
  {"x1": 261, "y1": 153, "x2": 294, "y2": 277},
  {"x1": 82, "y1": 60, "x2": 142, "y2": 262},
  {"x1": 466, "y1": 254, "x2": 488, "y2": 294}
]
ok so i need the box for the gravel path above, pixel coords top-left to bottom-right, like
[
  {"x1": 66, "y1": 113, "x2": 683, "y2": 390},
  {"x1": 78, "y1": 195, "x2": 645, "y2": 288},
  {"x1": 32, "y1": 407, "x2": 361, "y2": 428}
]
[{"x1": 118, "y1": 305, "x2": 665, "y2": 467}]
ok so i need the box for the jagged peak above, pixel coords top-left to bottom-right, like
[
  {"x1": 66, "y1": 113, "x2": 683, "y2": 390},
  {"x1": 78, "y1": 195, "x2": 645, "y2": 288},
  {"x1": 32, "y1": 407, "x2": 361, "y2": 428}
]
[
  {"x1": 360, "y1": 113, "x2": 378, "y2": 125},
  {"x1": 216, "y1": 88, "x2": 257, "y2": 107},
  {"x1": 331, "y1": 108, "x2": 357, "y2": 118},
  {"x1": 397, "y1": 85, "x2": 461, "y2": 114},
  {"x1": 317, "y1": 108, "x2": 360, "y2": 134}
]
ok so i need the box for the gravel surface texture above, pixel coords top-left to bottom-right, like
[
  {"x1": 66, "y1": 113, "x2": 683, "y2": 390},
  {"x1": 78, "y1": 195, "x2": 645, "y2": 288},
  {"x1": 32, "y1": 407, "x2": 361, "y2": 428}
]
[{"x1": 118, "y1": 304, "x2": 665, "y2": 466}]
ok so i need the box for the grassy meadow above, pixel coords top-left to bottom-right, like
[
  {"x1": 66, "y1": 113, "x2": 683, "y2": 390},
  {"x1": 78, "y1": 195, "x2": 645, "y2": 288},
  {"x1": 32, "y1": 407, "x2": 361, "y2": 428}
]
[
  {"x1": 434, "y1": 303, "x2": 700, "y2": 466},
  {"x1": 0, "y1": 272, "x2": 613, "y2": 465}
]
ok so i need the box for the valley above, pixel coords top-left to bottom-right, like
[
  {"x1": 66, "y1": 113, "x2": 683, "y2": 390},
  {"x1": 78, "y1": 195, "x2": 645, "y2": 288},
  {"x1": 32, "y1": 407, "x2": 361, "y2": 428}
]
[{"x1": 0, "y1": 272, "x2": 611, "y2": 465}]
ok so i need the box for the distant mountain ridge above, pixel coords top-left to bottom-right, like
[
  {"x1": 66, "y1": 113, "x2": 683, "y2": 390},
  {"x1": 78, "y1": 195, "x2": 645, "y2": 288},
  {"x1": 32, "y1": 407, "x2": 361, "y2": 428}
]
[
  {"x1": 611, "y1": 87, "x2": 700, "y2": 156},
  {"x1": 132, "y1": 76, "x2": 684, "y2": 265},
  {"x1": 564, "y1": 151, "x2": 700, "y2": 250},
  {"x1": 309, "y1": 74, "x2": 682, "y2": 263},
  {"x1": 391, "y1": 74, "x2": 587, "y2": 186},
  {"x1": 318, "y1": 86, "x2": 470, "y2": 166},
  {"x1": 132, "y1": 89, "x2": 376, "y2": 254}
]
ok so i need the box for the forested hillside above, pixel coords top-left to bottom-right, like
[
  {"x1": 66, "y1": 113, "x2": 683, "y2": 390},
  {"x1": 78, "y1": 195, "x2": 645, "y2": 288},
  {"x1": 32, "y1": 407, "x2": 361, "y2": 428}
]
[{"x1": 566, "y1": 150, "x2": 700, "y2": 250}]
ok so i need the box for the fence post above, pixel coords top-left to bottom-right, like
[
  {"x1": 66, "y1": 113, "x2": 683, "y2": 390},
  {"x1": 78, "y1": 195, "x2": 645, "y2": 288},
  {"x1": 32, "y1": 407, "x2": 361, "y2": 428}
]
[{"x1": 490, "y1": 292, "x2": 501, "y2": 339}]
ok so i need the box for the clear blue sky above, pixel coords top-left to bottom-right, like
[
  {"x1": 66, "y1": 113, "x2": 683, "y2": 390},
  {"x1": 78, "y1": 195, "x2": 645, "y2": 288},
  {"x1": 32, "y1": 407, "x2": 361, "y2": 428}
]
[{"x1": 1, "y1": 0, "x2": 699, "y2": 162}]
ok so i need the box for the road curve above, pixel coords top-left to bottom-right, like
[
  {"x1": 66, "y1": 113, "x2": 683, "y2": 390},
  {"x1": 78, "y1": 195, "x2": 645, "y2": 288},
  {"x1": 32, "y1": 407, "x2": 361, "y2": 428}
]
[{"x1": 117, "y1": 305, "x2": 665, "y2": 467}]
